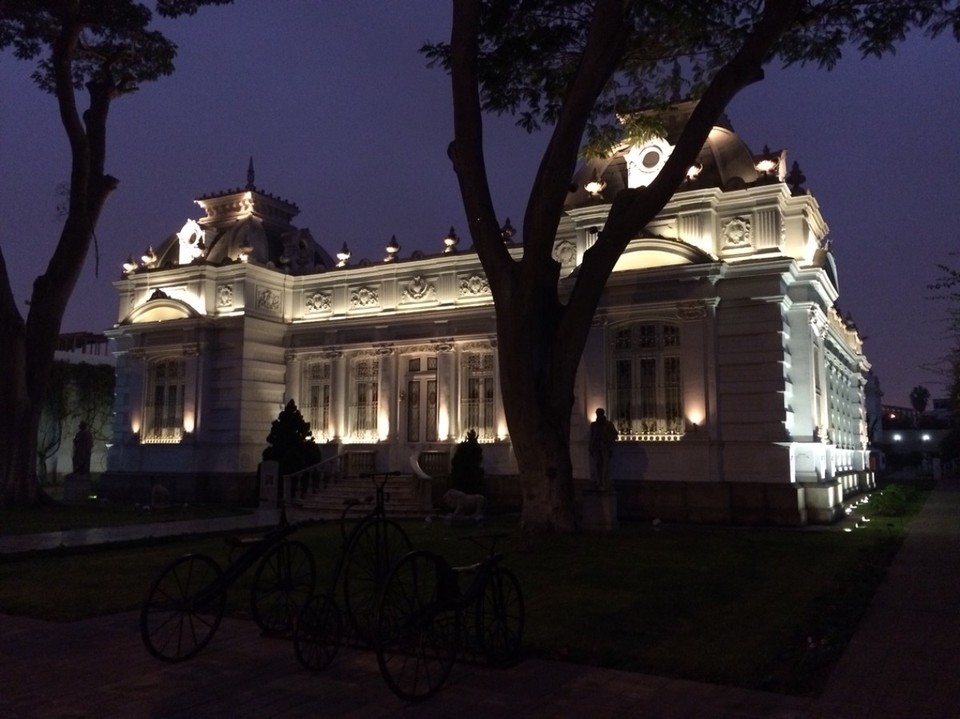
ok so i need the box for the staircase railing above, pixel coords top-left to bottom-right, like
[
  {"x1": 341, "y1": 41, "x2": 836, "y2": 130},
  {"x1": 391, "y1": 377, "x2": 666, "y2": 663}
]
[{"x1": 283, "y1": 453, "x2": 342, "y2": 505}]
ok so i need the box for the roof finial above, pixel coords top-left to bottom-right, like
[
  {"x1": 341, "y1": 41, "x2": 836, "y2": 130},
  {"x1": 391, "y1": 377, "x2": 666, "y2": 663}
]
[{"x1": 246, "y1": 157, "x2": 255, "y2": 190}]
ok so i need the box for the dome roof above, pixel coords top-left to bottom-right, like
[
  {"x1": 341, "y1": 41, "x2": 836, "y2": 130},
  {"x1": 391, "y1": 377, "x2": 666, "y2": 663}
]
[
  {"x1": 130, "y1": 176, "x2": 334, "y2": 275},
  {"x1": 566, "y1": 101, "x2": 784, "y2": 209}
]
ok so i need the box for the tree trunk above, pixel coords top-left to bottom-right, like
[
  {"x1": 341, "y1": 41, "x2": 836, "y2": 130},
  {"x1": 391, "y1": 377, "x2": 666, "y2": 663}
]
[
  {"x1": 493, "y1": 268, "x2": 583, "y2": 532},
  {"x1": 0, "y1": 21, "x2": 117, "y2": 507},
  {"x1": 0, "y1": 326, "x2": 41, "y2": 507},
  {"x1": 447, "y1": 0, "x2": 808, "y2": 532}
]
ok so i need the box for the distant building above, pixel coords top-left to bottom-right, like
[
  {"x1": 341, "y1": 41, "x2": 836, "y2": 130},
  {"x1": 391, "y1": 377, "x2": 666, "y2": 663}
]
[{"x1": 104, "y1": 104, "x2": 872, "y2": 524}]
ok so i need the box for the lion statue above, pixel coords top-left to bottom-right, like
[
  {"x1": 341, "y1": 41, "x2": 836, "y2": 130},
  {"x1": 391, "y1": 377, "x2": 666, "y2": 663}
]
[{"x1": 442, "y1": 488, "x2": 487, "y2": 519}]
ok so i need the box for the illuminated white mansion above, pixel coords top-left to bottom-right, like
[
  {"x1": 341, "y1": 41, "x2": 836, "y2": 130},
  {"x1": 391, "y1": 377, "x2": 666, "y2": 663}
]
[{"x1": 104, "y1": 107, "x2": 872, "y2": 524}]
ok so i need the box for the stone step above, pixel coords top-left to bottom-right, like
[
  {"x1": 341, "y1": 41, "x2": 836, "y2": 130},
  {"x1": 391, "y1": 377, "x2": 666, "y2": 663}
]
[{"x1": 292, "y1": 473, "x2": 433, "y2": 520}]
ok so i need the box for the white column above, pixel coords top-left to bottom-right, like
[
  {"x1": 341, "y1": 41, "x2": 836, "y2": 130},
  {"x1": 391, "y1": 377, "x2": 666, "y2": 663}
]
[
  {"x1": 331, "y1": 351, "x2": 346, "y2": 441},
  {"x1": 285, "y1": 350, "x2": 301, "y2": 406}
]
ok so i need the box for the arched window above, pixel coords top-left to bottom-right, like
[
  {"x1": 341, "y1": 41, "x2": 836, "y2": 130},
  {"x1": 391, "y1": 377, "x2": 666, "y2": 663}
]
[
  {"x1": 304, "y1": 360, "x2": 332, "y2": 442},
  {"x1": 144, "y1": 357, "x2": 185, "y2": 442},
  {"x1": 461, "y1": 351, "x2": 495, "y2": 440},
  {"x1": 350, "y1": 357, "x2": 379, "y2": 441},
  {"x1": 609, "y1": 322, "x2": 683, "y2": 440}
]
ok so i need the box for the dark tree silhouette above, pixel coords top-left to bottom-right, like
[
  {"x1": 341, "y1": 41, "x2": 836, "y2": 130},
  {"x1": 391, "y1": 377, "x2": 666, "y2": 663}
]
[
  {"x1": 262, "y1": 400, "x2": 323, "y2": 479},
  {"x1": 0, "y1": 1, "x2": 232, "y2": 507}
]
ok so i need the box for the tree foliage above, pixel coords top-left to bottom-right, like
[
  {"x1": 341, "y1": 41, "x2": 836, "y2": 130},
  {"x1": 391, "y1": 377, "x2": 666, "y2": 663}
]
[
  {"x1": 262, "y1": 400, "x2": 323, "y2": 479},
  {"x1": 425, "y1": 1, "x2": 960, "y2": 156},
  {"x1": 910, "y1": 385, "x2": 931, "y2": 414},
  {"x1": 0, "y1": 1, "x2": 230, "y2": 507},
  {"x1": 432, "y1": 0, "x2": 959, "y2": 531}
]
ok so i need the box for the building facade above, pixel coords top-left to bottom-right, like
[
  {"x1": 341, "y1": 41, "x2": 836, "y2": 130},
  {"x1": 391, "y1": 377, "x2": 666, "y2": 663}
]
[{"x1": 104, "y1": 110, "x2": 872, "y2": 523}]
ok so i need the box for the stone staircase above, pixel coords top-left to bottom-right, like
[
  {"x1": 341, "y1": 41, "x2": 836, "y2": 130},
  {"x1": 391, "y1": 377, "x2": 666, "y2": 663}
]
[{"x1": 289, "y1": 470, "x2": 434, "y2": 520}]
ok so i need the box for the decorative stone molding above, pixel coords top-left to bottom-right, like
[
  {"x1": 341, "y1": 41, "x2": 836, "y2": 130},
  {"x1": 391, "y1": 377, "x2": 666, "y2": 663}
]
[
  {"x1": 304, "y1": 290, "x2": 332, "y2": 313},
  {"x1": 460, "y1": 339, "x2": 497, "y2": 352},
  {"x1": 459, "y1": 274, "x2": 490, "y2": 296},
  {"x1": 257, "y1": 287, "x2": 281, "y2": 312},
  {"x1": 432, "y1": 338, "x2": 455, "y2": 353},
  {"x1": 182, "y1": 343, "x2": 200, "y2": 358},
  {"x1": 676, "y1": 301, "x2": 707, "y2": 320},
  {"x1": 809, "y1": 307, "x2": 828, "y2": 338},
  {"x1": 216, "y1": 284, "x2": 233, "y2": 308},
  {"x1": 350, "y1": 286, "x2": 380, "y2": 308},
  {"x1": 400, "y1": 275, "x2": 437, "y2": 303},
  {"x1": 353, "y1": 356, "x2": 379, "y2": 378},
  {"x1": 721, "y1": 216, "x2": 751, "y2": 247},
  {"x1": 374, "y1": 343, "x2": 395, "y2": 356}
]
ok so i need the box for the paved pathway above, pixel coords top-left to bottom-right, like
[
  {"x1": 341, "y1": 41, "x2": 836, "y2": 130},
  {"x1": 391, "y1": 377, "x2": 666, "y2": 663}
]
[
  {"x1": 2, "y1": 480, "x2": 958, "y2": 718},
  {"x1": 0, "y1": 509, "x2": 284, "y2": 555}
]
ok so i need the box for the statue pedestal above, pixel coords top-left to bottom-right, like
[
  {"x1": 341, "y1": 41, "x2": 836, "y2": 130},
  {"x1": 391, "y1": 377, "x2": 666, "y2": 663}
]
[
  {"x1": 581, "y1": 488, "x2": 618, "y2": 532},
  {"x1": 63, "y1": 473, "x2": 91, "y2": 503}
]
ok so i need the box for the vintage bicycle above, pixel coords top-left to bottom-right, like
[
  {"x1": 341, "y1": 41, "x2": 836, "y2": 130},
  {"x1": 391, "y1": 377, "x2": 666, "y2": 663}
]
[
  {"x1": 139, "y1": 515, "x2": 316, "y2": 662},
  {"x1": 374, "y1": 533, "x2": 524, "y2": 701},
  {"x1": 293, "y1": 470, "x2": 413, "y2": 671}
]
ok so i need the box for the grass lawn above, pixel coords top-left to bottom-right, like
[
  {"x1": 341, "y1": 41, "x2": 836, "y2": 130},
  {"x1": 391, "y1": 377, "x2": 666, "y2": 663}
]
[{"x1": 0, "y1": 480, "x2": 928, "y2": 696}]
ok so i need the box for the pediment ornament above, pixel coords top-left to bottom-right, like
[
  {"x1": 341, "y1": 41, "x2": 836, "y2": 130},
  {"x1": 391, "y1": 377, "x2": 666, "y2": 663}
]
[{"x1": 459, "y1": 274, "x2": 490, "y2": 296}]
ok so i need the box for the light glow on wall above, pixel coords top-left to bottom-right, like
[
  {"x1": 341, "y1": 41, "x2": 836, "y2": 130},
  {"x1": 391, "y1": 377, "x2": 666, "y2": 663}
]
[
  {"x1": 183, "y1": 412, "x2": 195, "y2": 434},
  {"x1": 687, "y1": 408, "x2": 704, "y2": 426},
  {"x1": 378, "y1": 411, "x2": 390, "y2": 442},
  {"x1": 130, "y1": 418, "x2": 140, "y2": 435},
  {"x1": 438, "y1": 406, "x2": 450, "y2": 440}
]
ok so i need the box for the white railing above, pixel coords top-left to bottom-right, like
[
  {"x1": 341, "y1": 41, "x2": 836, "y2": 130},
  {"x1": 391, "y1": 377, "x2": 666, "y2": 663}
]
[{"x1": 282, "y1": 454, "x2": 342, "y2": 504}]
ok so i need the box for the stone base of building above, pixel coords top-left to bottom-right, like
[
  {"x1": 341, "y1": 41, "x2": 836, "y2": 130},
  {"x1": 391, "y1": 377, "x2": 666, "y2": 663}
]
[
  {"x1": 99, "y1": 471, "x2": 259, "y2": 507},
  {"x1": 614, "y1": 479, "x2": 813, "y2": 526}
]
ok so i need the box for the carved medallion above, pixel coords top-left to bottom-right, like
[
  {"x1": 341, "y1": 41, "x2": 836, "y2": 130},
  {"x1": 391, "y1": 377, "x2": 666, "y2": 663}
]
[
  {"x1": 401, "y1": 275, "x2": 437, "y2": 303},
  {"x1": 350, "y1": 286, "x2": 380, "y2": 308},
  {"x1": 459, "y1": 274, "x2": 490, "y2": 296},
  {"x1": 257, "y1": 288, "x2": 281, "y2": 311},
  {"x1": 305, "y1": 291, "x2": 332, "y2": 312},
  {"x1": 217, "y1": 284, "x2": 233, "y2": 308},
  {"x1": 721, "y1": 216, "x2": 751, "y2": 246}
]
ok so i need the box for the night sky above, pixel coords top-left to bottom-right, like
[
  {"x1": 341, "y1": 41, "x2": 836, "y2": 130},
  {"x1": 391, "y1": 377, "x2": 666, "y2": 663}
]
[{"x1": 2, "y1": 1, "x2": 958, "y2": 407}]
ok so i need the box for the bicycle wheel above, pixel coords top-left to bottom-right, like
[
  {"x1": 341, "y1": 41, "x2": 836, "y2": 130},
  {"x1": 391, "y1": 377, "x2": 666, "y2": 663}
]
[
  {"x1": 251, "y1": 540, "x2": 317, "y2": 635},
  {"x1": 342, "y1": 518, "x2": 412, "y2": 643},
  {"x1": 294, "y1": 593, "x2": 343, "y2": 671},
  {"x1": 474, "y1": 566, "x2": 524, "y2": 667},
  {"x1": 376, "y1": 550, "x2": 459, "y2": 702},
  {"x1": 140, "y1": 554, "x2": 226, "y2": 662}
]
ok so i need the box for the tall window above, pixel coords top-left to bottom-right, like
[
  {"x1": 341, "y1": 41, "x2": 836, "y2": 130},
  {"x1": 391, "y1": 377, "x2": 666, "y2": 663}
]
[
  {"x1": 462, "y1": 351, "x2": 496, "y2": 440},
  {"x1": 609, "y1": 323, "x2": 683, "y2": 439},
  {"x1": 406, "y1": 356, "x2": 438, "y2": 442},
  {"x1": 304, "y1": 360, "x2": 332, "y2": 442},
  {"x1": 144, "y1": 357, "x2": 185, "y2": 442},
  {"x1": 351, "y1": 357, "x2": 379, "y2": 440}
]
